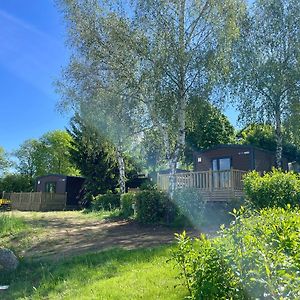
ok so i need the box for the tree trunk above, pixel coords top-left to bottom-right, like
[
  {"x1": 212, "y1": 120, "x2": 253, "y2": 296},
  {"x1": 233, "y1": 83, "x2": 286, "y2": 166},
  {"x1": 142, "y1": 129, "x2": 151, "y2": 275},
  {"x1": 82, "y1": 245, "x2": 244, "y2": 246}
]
[
  {"x1": 116, "y1": 146, "x2": 126, "y2": 194},
  {"x1": 275, "y1": 110, "x2": 283, "y2": 168},
  {"x1": 167, "y1": 0, "x2": 187, "y2": 199},
  {"x1": 168, "y1": 160, "x2": 177, "y2": 199}
]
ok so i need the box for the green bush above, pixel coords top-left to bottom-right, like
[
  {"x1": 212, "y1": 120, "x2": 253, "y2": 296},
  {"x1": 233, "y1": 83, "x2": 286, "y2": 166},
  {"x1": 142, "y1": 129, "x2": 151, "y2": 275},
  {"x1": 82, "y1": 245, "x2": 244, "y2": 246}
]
[
  {"x1": 173, "y1": 188, "x2": 206, "y2": 229},
  {"x1": 91, "y1": 194, "x2": 120, "y2": 211},
  {"x1": 172, "y1": 232, "x2": 245, "y2": 300},
  {"x1": 243, "y1": 169, "x2": 300, "y2": 209},
  {"x1": 172, "y1": 206, "x2": 300, "y2": 299},
  {"x1": 135, "y1": 190, "x2": 172, "y2": 224},
  {"x1": 120, "y1": 192, "x2": 135, "y2": 218}
]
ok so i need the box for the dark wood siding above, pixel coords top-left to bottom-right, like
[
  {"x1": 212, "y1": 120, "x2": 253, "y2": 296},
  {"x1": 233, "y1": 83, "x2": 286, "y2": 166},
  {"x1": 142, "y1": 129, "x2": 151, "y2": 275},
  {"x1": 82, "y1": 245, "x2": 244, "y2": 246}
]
[
  {"x1": 36, "y1": 175, "x2": 67, "y2": 193},
  {"x1": 254, "y1": 148, "x2": 289, "y2": 172},
  {"x1": 66, "y1": 177, "x2": 85, "y2": 206},
  {"x1": 194, "y1": 146, "x2": 253, "y2": 172},
  {"x1": 36, "y1": 175, "x2": 85, "y2": 207},
  {"x1": 194, "y1": 145, "x2": 289, "y2": 172}
]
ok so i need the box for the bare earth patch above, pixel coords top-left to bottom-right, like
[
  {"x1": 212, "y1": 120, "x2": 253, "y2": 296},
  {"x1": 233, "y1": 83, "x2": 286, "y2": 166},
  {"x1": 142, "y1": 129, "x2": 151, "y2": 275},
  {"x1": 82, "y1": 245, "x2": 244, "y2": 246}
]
[{"x1": 3, "y1": 211, "x2": 196, "y2": 260}]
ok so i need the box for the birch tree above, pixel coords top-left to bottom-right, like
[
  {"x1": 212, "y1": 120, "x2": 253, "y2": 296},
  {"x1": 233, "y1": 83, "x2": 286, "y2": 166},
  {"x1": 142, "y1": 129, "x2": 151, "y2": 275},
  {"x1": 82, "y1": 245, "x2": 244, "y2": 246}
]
[
  {"x1": 230, "y1": 0, "x2": 300, "y2": 167},
  {"x1": 132, "y1": 0, "x2": 244, "y2": 195},
  {"x1": 0, "y1": 147, "x2": 11, "y2": 176},
  {"x1": 57, "y1": 0, "x2": 244, "y2": 196}
]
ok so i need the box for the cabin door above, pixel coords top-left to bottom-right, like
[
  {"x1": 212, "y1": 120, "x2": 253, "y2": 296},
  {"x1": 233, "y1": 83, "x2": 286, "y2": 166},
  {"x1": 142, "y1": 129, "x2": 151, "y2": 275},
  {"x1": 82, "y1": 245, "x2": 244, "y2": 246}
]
[{"x1": 212, "y1": 158, "x2": 231, "y2": 189}]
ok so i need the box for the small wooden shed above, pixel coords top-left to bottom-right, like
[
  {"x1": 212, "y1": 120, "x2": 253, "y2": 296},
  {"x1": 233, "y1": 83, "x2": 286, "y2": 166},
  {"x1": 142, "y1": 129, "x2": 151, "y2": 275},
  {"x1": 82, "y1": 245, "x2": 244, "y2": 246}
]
[{"x1": 36, "y1": 174, "x2": 85, "y2": 207}]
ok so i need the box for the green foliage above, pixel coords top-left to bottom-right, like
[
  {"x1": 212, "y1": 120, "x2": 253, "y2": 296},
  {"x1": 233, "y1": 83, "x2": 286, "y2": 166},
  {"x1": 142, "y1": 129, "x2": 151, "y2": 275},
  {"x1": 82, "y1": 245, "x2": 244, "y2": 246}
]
[
  {"x1": 0, "y1": 146, "x2": 12, "y2": 175},
  {"x1": 173, "y1": 188, "x2": 206, "y2": 229},
  {"x1": 135, "y1": 190, "x2": 172, "y2": 224},
  {"x1": 58, "y1": 0, "x2": 245, "y2": 194},
  {"x1": 172, "y1": 232, "x2": 245, "y2": 300},
  {"x1": 219, "y1": 207, "x2": 300, "y2": 299},
  {"x1": 0, "y1": 214, "x2": 27, "y2": 237},
  {"x1": 120, "y1": 192, "x2": 135, "y2": 218},
  {"x1": 238, "y1": 124, "x2": 277, "y2": 150},
  {"x1": 14, "y1": 131, "x2": 79, "y2": 179},
  {"x1": 0, "y1": 173, "x2": 34, "y2": 192},
  {"x1": 238, "y1": 124, "x2": 300, "y2": 163},
  {"x1": 185, "y1": 99, "x2": 235, "y2": 163},
  {"x1": 243, "y1": 169, "x2": 300, "y2": 209},
  {"x1": 139, "y1": 180, "x2": 157, "y2": 191},
  {"x1": 230, "y1": 0, "x2": 300, "y2": 165},
  {"x1": 68, "y1": 114, "x2": 118, "y2": 196},
  {"x1": 91, "y1": 194, "x2": 121, "y2": 211},
  {"x1": 173, "y1": 207, "x2": 300, "y2": 299}
]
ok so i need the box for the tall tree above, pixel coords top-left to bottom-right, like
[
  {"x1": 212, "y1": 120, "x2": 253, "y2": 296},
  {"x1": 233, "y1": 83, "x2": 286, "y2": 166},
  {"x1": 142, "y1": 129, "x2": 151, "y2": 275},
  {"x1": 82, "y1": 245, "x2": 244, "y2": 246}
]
[
  {"x1": 67, "y1": 114, "x2": 118, "y2": 196},
  {"x1": 40, "y1": 130, "x2": 79, "y2": 176},
  {"x1": 15, "y1": 131, "x2": 79, "y2": 178},
  {"x1": 230, "y1": 0, "x2": 300, "y2": 167},
  {"x1": 14, "y1": 139, "x2": 44, "y2": 178},
  {"x1": 0, "y1": 147, "x2": 12, "y2": 176},
  {"x1": 238, "y1": 123, "x2": 300, "y2": 162},
  {"x1": 57, "y1": 0, "x2": 245, "y2": 196},
  {"x1": 185, "y1": 98, "x2": 235, "y2": 163}
]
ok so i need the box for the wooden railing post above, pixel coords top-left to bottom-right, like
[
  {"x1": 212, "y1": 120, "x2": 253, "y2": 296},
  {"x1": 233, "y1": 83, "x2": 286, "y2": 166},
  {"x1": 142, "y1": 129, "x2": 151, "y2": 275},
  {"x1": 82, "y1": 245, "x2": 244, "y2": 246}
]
[{"x1": 209, "y1": 169, "x2": 213, "y2": 192}]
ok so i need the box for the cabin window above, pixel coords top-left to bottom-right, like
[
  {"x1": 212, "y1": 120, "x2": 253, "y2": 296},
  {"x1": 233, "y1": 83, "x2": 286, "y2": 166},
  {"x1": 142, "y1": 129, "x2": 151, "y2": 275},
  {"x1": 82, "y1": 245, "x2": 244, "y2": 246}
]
[
  {"x1": 212, "y1": 158, "x2": 231, "y2": 171},
  {"x1": 212, "y1": 158, "x2": 231, "y2": 188},
  {"x1": 45, "y1": 182, "x2": 56, "y2": 193}
]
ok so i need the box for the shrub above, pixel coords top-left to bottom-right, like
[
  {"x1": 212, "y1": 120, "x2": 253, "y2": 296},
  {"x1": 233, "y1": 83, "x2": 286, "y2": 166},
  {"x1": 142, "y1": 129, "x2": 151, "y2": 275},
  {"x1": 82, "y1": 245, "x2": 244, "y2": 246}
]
[
  {"x1": 243, "y1": 169, "x2": 300, "y2": 209},
  {"x1": 172, "y1": 206, "x2": 300, "y2": 299},
  {"x1": 139, "y1": 181, "x2": 157, "y2": 191},
  {"x1": 173, "y1": 188, "x2": 206, "y2": 229},
  {"x1": 172, "y1": 232, "x2": 245, "y2": 299},
  {"x1": 135, "y1": 190, "x2": 172, "y2": 224},
  {"x1": 91, "y1": 194, "x2": 120, "y2": 211},
  {"x1": 120, "y1": 192, "x2": 135, "y2": 218}
]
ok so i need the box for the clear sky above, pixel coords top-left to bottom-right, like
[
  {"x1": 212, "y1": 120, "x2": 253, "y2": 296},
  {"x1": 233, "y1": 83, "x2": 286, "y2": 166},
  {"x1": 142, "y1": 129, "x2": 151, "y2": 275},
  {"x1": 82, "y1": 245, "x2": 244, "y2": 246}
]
[
  {"x1": 0, "y1": 0, "x2": 70, "y2": 153},
  {"x1": 0, "y1": 0, "x2": 238, "y2": 153}
]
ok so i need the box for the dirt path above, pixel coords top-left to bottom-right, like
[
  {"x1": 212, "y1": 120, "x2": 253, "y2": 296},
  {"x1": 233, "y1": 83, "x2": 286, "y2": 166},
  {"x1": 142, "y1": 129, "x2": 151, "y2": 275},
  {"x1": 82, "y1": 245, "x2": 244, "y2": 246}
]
[{"x1": 7, "y1": 211, "x2": 197, "y2": 260}]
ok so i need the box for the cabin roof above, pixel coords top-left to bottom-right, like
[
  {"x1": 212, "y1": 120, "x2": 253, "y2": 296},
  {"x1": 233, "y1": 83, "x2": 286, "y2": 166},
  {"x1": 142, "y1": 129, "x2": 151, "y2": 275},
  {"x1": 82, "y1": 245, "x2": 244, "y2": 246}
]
[
  {"x1": 194, "y1": 144, "x2": 281, "y2": 156},
  {"x1": 36, "y1": 174, "x2": 85, "y2": 180}
]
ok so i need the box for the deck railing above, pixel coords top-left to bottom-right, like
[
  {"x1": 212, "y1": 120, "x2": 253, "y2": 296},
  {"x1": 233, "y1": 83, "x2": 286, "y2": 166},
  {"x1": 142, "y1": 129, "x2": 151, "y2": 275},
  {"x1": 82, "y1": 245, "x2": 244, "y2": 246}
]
[{"x1": 157, "y1": 169, "x2": 247, "y2": 192}]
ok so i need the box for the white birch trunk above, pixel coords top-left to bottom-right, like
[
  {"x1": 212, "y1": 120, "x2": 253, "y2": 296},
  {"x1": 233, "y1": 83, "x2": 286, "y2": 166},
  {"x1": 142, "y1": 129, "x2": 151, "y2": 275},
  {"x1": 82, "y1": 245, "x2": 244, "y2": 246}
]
[
  {"x1": 116, "y1": 145, "x2": 126, "y2": 194},
  {"x1": 275, "y1": 110, "x2": 283, "y2": 168}
]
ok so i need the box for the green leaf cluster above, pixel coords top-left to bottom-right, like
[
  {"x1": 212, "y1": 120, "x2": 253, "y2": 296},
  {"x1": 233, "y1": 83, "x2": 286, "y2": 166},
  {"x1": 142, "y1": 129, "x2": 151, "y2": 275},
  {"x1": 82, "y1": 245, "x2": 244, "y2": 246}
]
[
  {"x1": 91, "y1": 194, "x2": 121, "y2": 211},
  {"x1": 172, "y1": 206, "x2": 300, "y2": 299},
  {"x1": 135, "y1": 190, "x2": 173, "y2": 224},
  {"x1": 120, "y1": 192, "x2": 136, "y2": 218},
  {"x1": 243, "y1": 169, "x2": 300, "y2": 209}
]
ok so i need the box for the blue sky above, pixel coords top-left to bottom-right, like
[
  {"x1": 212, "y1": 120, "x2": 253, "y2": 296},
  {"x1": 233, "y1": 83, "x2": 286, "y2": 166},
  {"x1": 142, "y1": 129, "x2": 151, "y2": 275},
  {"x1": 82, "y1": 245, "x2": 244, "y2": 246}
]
[
  {"x1": 0, "y1": 0, "x2": 238, "y2": 153},
  {"x1": 0, "y1": 0, "x2": 70, "y2": 153}
]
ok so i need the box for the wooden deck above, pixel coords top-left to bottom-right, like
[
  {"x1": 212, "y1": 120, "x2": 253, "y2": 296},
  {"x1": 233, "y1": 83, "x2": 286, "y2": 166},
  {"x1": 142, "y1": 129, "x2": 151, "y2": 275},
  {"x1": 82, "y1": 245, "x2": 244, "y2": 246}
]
[{"x1": 157, "y1": 169, "x2": 247, "y2": 201}]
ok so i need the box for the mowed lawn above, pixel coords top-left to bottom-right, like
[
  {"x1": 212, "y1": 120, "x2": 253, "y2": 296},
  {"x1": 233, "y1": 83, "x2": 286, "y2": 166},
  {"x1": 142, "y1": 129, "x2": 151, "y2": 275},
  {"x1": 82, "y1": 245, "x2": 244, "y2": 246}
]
[{"x1": 0, "y1": 211, "x2": 188, "y2": 300}]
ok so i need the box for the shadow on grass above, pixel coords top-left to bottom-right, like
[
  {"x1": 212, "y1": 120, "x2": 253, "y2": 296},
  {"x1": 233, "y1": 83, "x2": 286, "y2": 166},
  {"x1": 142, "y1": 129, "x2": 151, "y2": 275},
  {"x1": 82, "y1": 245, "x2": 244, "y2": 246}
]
[{"x1": 0, "y1": 246, "x2": 172, "y2": 300}]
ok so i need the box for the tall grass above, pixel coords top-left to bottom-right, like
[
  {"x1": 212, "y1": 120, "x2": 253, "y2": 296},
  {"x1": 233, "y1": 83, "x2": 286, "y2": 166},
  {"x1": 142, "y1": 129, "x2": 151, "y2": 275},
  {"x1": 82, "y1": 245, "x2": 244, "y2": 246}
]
[
  {"x1": 0, "y1": 213, "x2": 27, "y2": 237},
  {"x1": 0, "y1": 246, "x2": 186, "y2": 300}
]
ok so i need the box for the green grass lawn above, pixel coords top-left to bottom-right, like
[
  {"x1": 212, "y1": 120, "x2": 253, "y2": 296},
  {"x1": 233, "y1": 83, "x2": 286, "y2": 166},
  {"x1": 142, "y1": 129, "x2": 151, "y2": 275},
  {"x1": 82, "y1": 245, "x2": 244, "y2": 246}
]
[
  {"x1": 0, "y1": 246, "x2": 187, "y2": 300},
  {"x1": 0, "y1": 213, "x2": 28, "y2": 238}
]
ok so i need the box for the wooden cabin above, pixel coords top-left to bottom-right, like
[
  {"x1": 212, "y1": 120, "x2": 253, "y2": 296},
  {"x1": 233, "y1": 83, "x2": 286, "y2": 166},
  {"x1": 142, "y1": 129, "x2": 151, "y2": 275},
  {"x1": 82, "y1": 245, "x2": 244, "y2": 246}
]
[
  {"x1": 36, "y1": 174, "x2": 85, "y2": 208},
  {"x1": 157, "y1": 144, "x2": 289, "y2": 202}
]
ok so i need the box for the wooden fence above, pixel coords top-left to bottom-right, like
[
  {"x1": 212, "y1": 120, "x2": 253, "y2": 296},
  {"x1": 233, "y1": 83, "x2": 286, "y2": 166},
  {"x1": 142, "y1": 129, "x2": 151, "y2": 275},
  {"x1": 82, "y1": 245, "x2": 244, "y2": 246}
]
[
  {"x1": 1, "y1": 192, "x2": 67, "y2": 211},
  {"x1": 157, "y1": 169, "x2": 247, "y2": 201}
]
